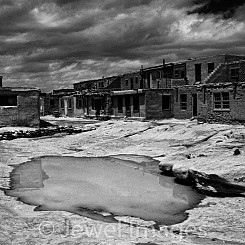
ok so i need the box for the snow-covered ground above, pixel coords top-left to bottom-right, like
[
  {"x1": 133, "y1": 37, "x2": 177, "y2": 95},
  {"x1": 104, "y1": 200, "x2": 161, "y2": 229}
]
[{"x1": 0, "y1": 118, "x2": 245, "y2": 244}]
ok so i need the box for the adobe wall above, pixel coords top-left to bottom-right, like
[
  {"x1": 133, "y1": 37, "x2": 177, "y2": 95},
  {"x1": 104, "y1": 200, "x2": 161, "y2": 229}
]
[
  {"x1": 73, "y1": 96, "x2": 85, "y2": 117},
  {"x1": 202, "y1": 84, "x2": 245, "y2": 123},
  {"x1": 59, "y1": 96, "x2": 75, "y2": 117},
  {"x1": 145, "y1": 89, "x2": 173, "y2": 119},
  {"x1": 224, "y1": 54, "x2": 245, "y2": 62},
  {"x1": 143, "y1": 66, "x2": 173, "y2": 89},
  {"x1": 173, "y1": 86, "x2": 199, "y2": 119},
  {"x1": 120, "y1": 72, "x2": 142, "y2": 90},
  {"x1": 186, "y1": 55, "x2": 226, "y2": 85},
  {"x1": 43, "y1": 94, "x2": 60, "y2": 115},
  {"x1": 112, "y1": 94, "x2": 146, "y2": 118},
  {"x1": 228, "y1": 61, "x2": 245, "y2": 83},
  {"x1": 0, "y1": 90, "x2": 40, "y2": 127}
]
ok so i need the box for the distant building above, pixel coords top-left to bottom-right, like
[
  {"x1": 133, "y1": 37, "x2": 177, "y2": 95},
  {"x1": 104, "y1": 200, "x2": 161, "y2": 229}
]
[
  {"x1": 40, "y1": 88, "x2": 75, "y2": 116},
  {"x1": 56, "y1": 54, "x2": 245, "y2": 123},
  {"x1": 0, "y1": 76, "x2": 40, "y2": 127}
]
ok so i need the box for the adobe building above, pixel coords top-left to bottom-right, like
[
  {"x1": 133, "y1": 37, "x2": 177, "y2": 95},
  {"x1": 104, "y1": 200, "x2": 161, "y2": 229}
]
[
  {"x1": 173, "y1": 58, "x2": 245, "y2": 123},
  {"x1": 142, "y1": 61, "x2": 175, "y2": 89},
  {"x1": 60, "y1": 54, "x2": 245, "y2": 123},
  {"x1": 74, "y1": 76, "x2": 119, "y2": 92},
  {"x1": 199, "y1": 60, "x2": 245, "y2": 123},
  {"x1": 60, "y1": 76, "x2": 121, "y2": 118},
  {"x1": 184, "y1": 54, "x2": 245, "y2": 85},
  {"x1": 111, "y1": 89, "x2": 174, "y2": 119},
  {"x1": 0, "y1": 76, "x2": 40, "y2": 127},
  {"x1": 40, "y1": 88, "x2": 75, "y2": 116}
]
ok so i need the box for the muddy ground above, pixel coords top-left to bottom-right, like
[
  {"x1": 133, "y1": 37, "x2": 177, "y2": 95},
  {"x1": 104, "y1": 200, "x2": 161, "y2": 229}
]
[{"x1": 0, "y1": 117, "x2": 245, "y2": 245}]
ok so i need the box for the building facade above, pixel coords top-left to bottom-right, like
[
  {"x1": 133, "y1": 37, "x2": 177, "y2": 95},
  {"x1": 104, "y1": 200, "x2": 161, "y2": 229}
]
[
  {"x1": 173, "y1": 59, "x2": 245, "y2": 122},
  {"x1": 54, "y1": 54, "x2": 245, "y2": 123},
  {"x1": 0, "y1": 77, "x2": 40, "y2": 127},
  {"x1": 40, "y1": 89, "x2": 75, "y2": 116}
]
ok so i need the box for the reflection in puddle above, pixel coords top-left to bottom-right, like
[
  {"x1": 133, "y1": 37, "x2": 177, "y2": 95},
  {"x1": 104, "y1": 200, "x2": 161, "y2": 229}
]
[{"x1": 4, "y1": 156, "x2": 203, "y2": 225}]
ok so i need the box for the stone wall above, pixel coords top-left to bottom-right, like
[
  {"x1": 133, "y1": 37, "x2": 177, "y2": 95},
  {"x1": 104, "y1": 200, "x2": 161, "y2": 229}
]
[
  {"x1": 145, "y1": 89, "x2": 173, "y2": 119},
  {"x1": 42, "y1": 94, "x2": 60, "y2": 115},
  {"x1": 186, "y1": 55, "x2": 245, "y2": 85},
  {"x1": 202, "y1": 84, "x2": 245, "y2": 123},
  {"x1": 120, "y1": 72, "x2": 142, "y2": 90},
  {"x1": 173, "y1": 86, "x2": 199, "y2": 119},
  {"x1": 0, "y1": 89, "x2": 40, "y2": 127},
  {"x1": 186, "y1": 55, "x2": 226, "y2": 85}
]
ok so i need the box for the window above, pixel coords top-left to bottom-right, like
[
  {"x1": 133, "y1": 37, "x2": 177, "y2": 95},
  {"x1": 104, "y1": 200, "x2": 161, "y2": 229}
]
[
  {"x1": 118, "y1": 97, "x2": 123, "y2": 113},
  {"x1": 213, "y1": 92, "x2": 230, "y2": 110},
  {"x1": 50, "y1": 99, "x2": 54, "y2": 106},
  {"x1": 180, "y1": 94, "x2": 187, "y2": 110},
  {"x1": 135, "y1": 77, "x2": 138, "y2": 84},
  {"x1": 162, "y1": 95, "x2": 171, "y2": 110},
  {"x1": 125, "y1": 79, "x2": 128, "y2": 87},
  {"x1": 181, "y1": 70, "x2": 185, "y2": 78},
  {"x1": 76, "y1": 98, "x2": 82, "y2": 108},
  {"x1": 60, "y1": 99, "x2": 64, "y2": 109},
  {"x1": 230, "y1": 68, "x2": 239, "y2": 78},
  {"x1": 208, "y1": 63, "x2": 215, "y2": 74},
  {"x1": 133, "y1": 95, "x2": 139, "y2": 112},
  {"x1": 174, "y1": 70, "x2": 179, "y2": 78},
  {"x1": 68, "y1": 99, "x2": 72, "y2": 109},
  {"x1": 140, "y1": 79, "x2": 143, "y2": 89},
  {"x1": 99, "y1": 82, "x2": 104, "y2": 88},
  {"x1": 0, "y1": 95, "x2": 17, "y2": 106},
  {"x1": 130, "y1": 78, "x2": 134, "y2": 89}
]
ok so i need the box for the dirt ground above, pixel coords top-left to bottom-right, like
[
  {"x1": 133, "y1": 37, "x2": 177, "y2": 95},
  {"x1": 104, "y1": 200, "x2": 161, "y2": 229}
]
[{"x1": 0, "y1": 117, "x2": 245, "y2": 245}]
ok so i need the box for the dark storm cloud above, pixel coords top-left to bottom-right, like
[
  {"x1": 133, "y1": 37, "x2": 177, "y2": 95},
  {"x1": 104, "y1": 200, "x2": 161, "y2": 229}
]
[
  {"x1": 11, "y1": 63, "x2": 50, "y2": 74},
  {"x1": 56, "y1": 0, "x2": 83, "y2": 6},
  {"x1": 0, "y1": 0, "x2": 244, "y2": 92},
  {"x1": 188, "y1": 0, "x2": 245, "y2": 19},
  {"x1": 103, "y1": 0, "x2": 155, "y2": 10}
]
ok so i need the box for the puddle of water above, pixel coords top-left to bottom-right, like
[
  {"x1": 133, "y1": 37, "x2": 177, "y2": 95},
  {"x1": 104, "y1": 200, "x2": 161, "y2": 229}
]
[{"x1": 4, "y1": 156, "x2": 203, "y2": 225}]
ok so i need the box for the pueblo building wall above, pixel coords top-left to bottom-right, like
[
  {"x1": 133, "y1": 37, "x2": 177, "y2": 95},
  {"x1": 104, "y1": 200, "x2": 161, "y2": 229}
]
[{"x1": 0, "y1": 87, "x2": 40, "y2": 127}]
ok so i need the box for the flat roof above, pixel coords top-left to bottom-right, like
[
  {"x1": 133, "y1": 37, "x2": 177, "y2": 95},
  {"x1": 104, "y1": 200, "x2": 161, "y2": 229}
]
[
  {"x1": 74, "y1": 75, "x2": 118, "y2": 85},
  {"x1": 0, "y1": 87, "x2": 40, "y2": 92}
]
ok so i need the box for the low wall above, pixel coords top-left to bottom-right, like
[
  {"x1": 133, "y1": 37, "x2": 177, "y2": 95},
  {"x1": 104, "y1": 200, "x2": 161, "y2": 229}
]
[{"x1": 0, "y1": 90, "x2": 40, "y2": 127}]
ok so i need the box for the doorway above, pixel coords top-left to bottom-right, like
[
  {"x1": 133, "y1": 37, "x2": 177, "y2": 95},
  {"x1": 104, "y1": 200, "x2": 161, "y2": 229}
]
[
  {"x1": 195, "y1": 64, "x2": 201, "y2": 82},
  {"x1": 125, "y1": 95, "x2": 131, "y2": 117},
  {"x1": 192, "y1": 94, "x2": 197, "y2": 117}
]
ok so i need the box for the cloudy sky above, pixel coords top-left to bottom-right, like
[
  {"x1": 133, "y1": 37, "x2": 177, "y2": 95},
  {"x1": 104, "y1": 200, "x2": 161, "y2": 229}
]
[{"x1": 0, "y1": 0, "x2": 245, "y2": 92}]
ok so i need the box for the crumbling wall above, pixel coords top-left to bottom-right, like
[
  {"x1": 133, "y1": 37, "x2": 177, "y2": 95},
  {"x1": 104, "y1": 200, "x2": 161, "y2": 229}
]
[
  {"x1": 0, "y1": 90, "x2": 40, "y2": 127},
  {"x1": 17, "y1": 91, "x2": 40, "y2": 126}
]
